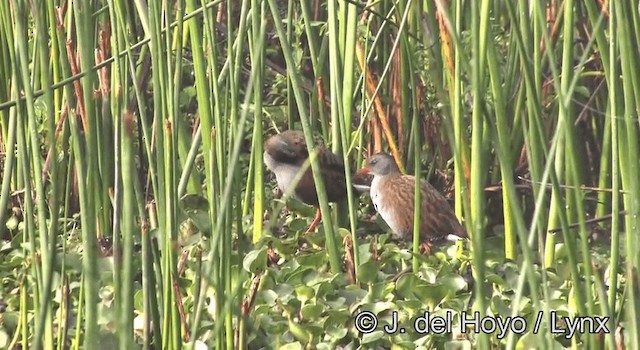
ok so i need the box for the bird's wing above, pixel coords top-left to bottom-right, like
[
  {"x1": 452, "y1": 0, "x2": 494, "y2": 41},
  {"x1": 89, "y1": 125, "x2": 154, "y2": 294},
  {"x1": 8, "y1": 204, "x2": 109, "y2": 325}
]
[
  {"x1": 316, "y1": 148, "x2": 348, "y2": 202},
  {"x1": 315, "y1": 147, "x2": 345, "y2": 171},
  {"x1": 418, "y1": 178, "x2": 468, "y2": 239}
]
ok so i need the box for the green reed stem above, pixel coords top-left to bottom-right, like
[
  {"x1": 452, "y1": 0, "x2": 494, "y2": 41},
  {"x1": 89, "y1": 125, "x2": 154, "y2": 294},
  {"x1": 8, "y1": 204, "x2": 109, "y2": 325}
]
[{"x1": 269, "y1": 0, "x2": 341, "y2": 273}]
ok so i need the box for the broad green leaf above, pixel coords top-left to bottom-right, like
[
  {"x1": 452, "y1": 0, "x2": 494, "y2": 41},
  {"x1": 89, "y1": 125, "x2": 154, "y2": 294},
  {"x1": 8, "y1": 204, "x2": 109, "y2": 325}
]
[{"x1": 243, "y1": 247, "x2": 268, "y2": 273}]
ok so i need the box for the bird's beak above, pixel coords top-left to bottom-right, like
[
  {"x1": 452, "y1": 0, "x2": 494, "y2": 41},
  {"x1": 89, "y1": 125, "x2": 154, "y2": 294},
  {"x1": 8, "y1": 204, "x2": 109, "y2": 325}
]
[
  {"x1": 355, "y1": 167, "x2": 371, "y2": 176},
  {"x1": 353, "y1": 167, "x2": 372, "y2": 193}
]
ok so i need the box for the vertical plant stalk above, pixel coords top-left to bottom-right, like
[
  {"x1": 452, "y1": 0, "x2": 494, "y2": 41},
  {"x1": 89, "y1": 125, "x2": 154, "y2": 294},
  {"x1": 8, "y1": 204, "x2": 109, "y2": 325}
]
[
  {"x1": 469, "y1": 0, "x2": 489, "y2": 348},
  {"x1": 12, "y1": 0, "x2": 56, "y2": 346},
  {"x1": 190, "y1": 10, "x2": 263, "y2": 348},
  {"x1": 147, "y1": 0, "x2": 182, "y2": 346},
  {"x1": 269, "y1": 0, "x2": 341, "y2": 273},
  {"x1": 518, "y1": 0, "x2": 550, "y2": 265},
  {"x1": 250, "y1": 0, "x2": 265, "y2": 243},
  {"x1": 331, "y1": 0, "x2": 361, "y2": 273},
  {"x1": 15, "y1": 89, "x2": 43, "y2": 349},
  {"x1": 227, "y1": 2, "x2": 250, "y2": 347},
  {"x1": 614, "y1": 1, "x2": 640, "y2": 345},
  {"x1": 605, "y1": 0, "x2": 620, "y2": 324},
  {"x1": 161, "y1": 120, "x2": 181, "y2": 349},
  {"x1": 185, "y1": 0, "x2": 218, "y2": 344},
  {"x1": 119, "y1": 110, "x2": 137, "y2": 348},
  {"x1": 0, "y1": 106, "x2": 16, "y2": 241},
  {"x1": 411, "y1": 51, "x2": 421, "y2": 272},
  {"x1": 501, "y1": 7, "x2": 582, "y2": 333},
  {"x1": 556, "y1": 1, "x2": 597, "y2": 340},
  {"x1": 485, "y1": 19, "x2": 517, "y2": 261},
  {"x1": 71, "y1": 0, "x2": 102, "y2": 346},
  {"x1": 443, "y1": 0, "x2": 470, "y2": 220},
  {"x1": 0, "y1": 0, "x2": 17, "y2": 238}
]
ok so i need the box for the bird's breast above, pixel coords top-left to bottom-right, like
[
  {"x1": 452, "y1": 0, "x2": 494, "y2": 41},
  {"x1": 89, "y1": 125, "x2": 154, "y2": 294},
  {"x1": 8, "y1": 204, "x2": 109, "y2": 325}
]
[
  {"x1": 264, "y1": 151, "x2": 303, "y2": 195},
  {"x1": 370, "y1": 176, "x2": 403, "y2": 238},
  {"x1": 263, "y1": 151, "x2": 278, "y2": 172},
  {"x1": 369, "y1": 176, "x2": 383, "y2": 208}
]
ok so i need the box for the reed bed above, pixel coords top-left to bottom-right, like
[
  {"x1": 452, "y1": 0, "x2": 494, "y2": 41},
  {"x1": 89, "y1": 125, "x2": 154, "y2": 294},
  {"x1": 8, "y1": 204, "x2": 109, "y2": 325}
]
[{"x1": 0, "y1": 0, "x2": 636, "y2": 348}]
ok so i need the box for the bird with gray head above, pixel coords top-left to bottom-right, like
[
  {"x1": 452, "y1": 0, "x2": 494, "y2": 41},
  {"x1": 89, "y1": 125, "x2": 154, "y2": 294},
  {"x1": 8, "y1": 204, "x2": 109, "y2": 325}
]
[{"x1": 356, "y1": 152, "x2": 467, "y2": 252}]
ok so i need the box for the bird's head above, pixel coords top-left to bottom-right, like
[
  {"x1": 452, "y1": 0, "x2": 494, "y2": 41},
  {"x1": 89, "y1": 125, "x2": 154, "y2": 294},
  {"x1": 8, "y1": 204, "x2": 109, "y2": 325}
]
[
  {"x1": 356, "y1": 153, "x2": 401, "y2": 177},
  {"x1": 264, "y1": 130, "x2": 309, "y2": 163}
]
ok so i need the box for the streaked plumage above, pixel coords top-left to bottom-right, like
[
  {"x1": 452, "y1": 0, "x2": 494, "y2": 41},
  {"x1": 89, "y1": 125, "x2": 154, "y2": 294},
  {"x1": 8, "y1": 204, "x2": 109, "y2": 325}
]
[{"x1": 357, "y1": 153, "x2": 467, "y2": 246}]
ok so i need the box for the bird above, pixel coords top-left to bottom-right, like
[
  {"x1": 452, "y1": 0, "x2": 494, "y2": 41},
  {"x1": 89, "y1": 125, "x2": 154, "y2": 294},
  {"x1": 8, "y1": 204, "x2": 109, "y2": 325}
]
[
  {"x1": 356, "y1": 152, "x2": 467, "y2": 253},
  {"x1": 263, "y1": 130, "x2": 361, "y2": 233}
]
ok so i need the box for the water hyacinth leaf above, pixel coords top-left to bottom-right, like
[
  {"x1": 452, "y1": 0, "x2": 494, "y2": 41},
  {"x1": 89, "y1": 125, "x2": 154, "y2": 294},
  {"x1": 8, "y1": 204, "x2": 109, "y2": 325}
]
[
  {"x1": 254, "y1": 303, "x2": 274, "y2": 314},
  {"x1": 179, "y1": 194, "x2": 211, "y2": 233},
  {"x1": 288, "y1": 218, "x2": 310, "y2": 233},
  {"x1": 413, "y1": 283, "x2": 447, "y2": 308},
  {"x1": 302, "y1": 323, "x2": 324, "y2": 338},
  {"x1": 393, "y1": 340, "x2": 417, "y2": 349},
  {"x1": 325, "y1": 325, "x2": 348, "y2": 340},
  {"x1": 303, "y1": 230, "x2": 326, "y2": 247},
  {"x1": 314, "y1": 281, "x2": 334, "y2": 299},
  {"x1": 300, "y1": 269, "x2": 323, "y2": 287},
  {"x1": 300, "y1": 304, "x2": 324, "y2": 320},
  {"x1": 243, "y1": 247, "x2": 268, "y2": 274},
  {"x1": 395, "y1": 273, "x2": 420, "y2": 297},
  {"x1": 358, "y1": 243, "x2": 373, "y2": 263},
  {"x1": 357, "y1": 260, "x2": 380, "y2": 284},
  {"x1": 297, "y1": 251, "x2": 327, "y2": 268},
  {"x1": 338, "y1": 286, "x2": 368, "y2": 305},
  {"x1": 516, "y1": 297, "x2": 533, "y2": 313},
  {"x1": 284, "y1": 266, "x2": 314, "y2": 285},
  {"x1": 324, "y1": 310, "x2": 351, "y2": 328},
  {"x1": 287, "y1": 318, "x2": 311, "y2": 344},
  {"x1": 438, "y1": 274, "x2": 468, "y2": 296},
  {"x1": 395, "y1": 299, "x2": 423, "y2": 316},
  {"x1": 337, "y1": 228, "x2": 351, "y2": 239},
  {"x1": 444, "y1": 340, "x2": 472, "y2": 350},
  {"x1": 295, "y1": 285, "x2": 315, "y2": 302},
  {"x1": 274, "y1": 284, "x2": 295, "y2": 299},
  {"x1": 280, "y1": 341, "x2": 303, "y2": 350},
  {"x1": 547, "y1": 299, "x2": 570, "y2": 311},
  {"x1": 363, "y1": 281, "x2": 394, "y2": 302},
  {"x1": 490, "y1": 295, "x2": 512, "y2": 316},
  {"x1": 360, "y1": 330, "x2": 385, "y2": 344},
  {"x1": 272, "y1": 237, "x2": 300, "y2": 257},
  {"x1": 286, "y1": 198, "x2": 316, "y2": 217},
  {"x1": 380, "y1": 245, "x2": 413, "y2": 262}
]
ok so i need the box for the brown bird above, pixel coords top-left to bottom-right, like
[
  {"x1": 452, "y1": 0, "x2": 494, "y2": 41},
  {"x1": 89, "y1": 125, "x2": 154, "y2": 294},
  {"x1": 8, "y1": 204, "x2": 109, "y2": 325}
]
[
  {"x1": 356, "y1": 153, "x2": 467, "y2": 252},
  {"x1": 263, "y1": 130, "x2": 359, "y2": 233}
]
